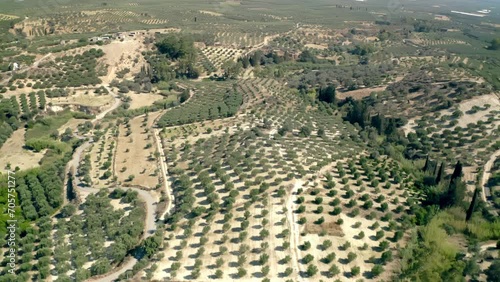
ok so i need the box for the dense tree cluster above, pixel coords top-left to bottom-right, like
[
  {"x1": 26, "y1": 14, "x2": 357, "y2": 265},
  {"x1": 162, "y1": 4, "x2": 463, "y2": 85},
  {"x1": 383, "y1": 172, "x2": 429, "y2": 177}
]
[
  {"x1": 343, "y1": 97, "x2": 404, "y2": 136},
  {"x1": 418, "y1": 158, "x2": 466, "y2": 208},
  {"x1": 157, "y1": 87, "x2": 242, "y2": 127},
  {"x1": 238, "y1": 50, "x2": 293, "y2": 68},
  {"x1": 147, "y1": 35, "x2": 199, "y2": 82},
  {"x1": 15, "y1": 162, "x2": 65, "y2": 220},
  {"x1": 487, "y1": 38, "x2": 500, "y2": 50},
  {"x1": 155, "y1": 35, "x2": 196, "y2": 60},
  {"x1": 288, "y1": 63, "x2": 394, "y2": 92}
]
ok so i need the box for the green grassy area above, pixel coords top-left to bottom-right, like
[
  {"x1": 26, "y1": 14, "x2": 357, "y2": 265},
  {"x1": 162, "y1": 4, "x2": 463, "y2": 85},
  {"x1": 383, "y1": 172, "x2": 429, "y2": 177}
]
[{"x1": 25, "y1": 111, "x2": 74, "y2": 140}]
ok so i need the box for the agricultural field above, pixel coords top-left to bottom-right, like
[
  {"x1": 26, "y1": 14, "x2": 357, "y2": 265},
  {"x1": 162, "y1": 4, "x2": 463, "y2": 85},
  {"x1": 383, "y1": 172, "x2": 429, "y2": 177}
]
[
  {"x1": 1, "y1": 0, "x2": 500, "y2": 282},
  {"x1": 114, "y1": 113, "x2": 161, "y2": 189}
]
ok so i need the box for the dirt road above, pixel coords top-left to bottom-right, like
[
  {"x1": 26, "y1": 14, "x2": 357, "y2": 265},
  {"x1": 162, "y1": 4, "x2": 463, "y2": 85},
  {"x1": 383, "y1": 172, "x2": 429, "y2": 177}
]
[
  {"x1": 154, "y1": 129, "x2": 174, "y2": 220},
  {"x1": 481, "y1": 149, "x2": 500, "y2": 203},
  {"x1": 286, "y1": 180, "x2": 306, "y2": 281}
]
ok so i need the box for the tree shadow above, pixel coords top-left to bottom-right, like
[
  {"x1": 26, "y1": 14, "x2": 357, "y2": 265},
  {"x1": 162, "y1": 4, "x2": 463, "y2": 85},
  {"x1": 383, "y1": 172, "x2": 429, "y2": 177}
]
[{"x1": 338, "y1": 258, "x2": 350, "y2": 265}]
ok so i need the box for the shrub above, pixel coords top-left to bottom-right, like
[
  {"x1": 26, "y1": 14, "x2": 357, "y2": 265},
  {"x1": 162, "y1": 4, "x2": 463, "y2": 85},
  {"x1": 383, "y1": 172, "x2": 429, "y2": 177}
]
[
  {"x1": 379, "y1": 240, "x2": 389, "y2": 251},
  {"x1": 315, "y1": 216, "x2": 325, "y2": 225},
  {"x1": 347, "y1": 252, "x2": 357, "y2": 263},
  {"x1": 351, "y1": 266, "x2": 360, "y2": 276},
  {"x1": 296, "y1": 205, "x2": 306, "y2": 213},
  {"x1": 237, "y1": 267, "x2": 247, "y2": 278},
  {"x1": 349, "y1": 208, "x2": 360, "y2": 217},
  {"x1": 381, "y1": 251, "x2": 393, "y2": 264},
  {"x1": 393, "y1": 230, "x2": 403, "y2": 242},
  {"x1": 215, "y1": 269, "x2": 223, "y2": 279},
  {"x1": 314, "y1": 196, "x2": 323, "y2": 204},
  {"x1": 327, "y1": 264, "x2": 340, "y2": 278},
  {"x1": 302, "y1": 254, "x2": 314, "y2": 264},
  {"x1": 300, "y1": 241, "x2": 311, "y2": 251},
  {"x1": 314, "y1": 206, "x2": 324, "y2": 214},
  {"x1": 330, "y1": 198, "x2": 341, "y2": 206},
  {"x1": 321, "y1": 252, "x2": 336, "y2": 264},
  {"x1": 341, "y1": 241, "x2": 351, "y2": 250},
  {"x1": 322, "y1": 240, "x2": 332, "y2": 250},
  {"x1": 306, "y1": 264, "x2": 318, "y2": 277},
  {"x1": 371, "y1": 265, "x2": 384, "y2": 277},
  {"x1": 346, "y1": 199, "x2": 357, "y2": 208},
  {"x1": 363, "y1": 200, "x2": 373, "y2": 209},
  {"x1": 331, "y1": 207, "x2": 342, "y2": 215},
  {"x1": 375, "y1": 230, "x2": 385, "y2": 240},
  {"x1": 357, "y1": 231, "x2": 365, "y2": 239}
]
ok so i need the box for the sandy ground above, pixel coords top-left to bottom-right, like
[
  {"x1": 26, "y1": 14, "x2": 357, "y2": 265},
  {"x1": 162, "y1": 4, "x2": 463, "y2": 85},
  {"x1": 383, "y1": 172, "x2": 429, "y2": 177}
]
[
  {"x1": 115, "y1": 115, "x2": 159, "y2": 188},
  {"x1": 128, "y1": 92, "x2": 165, "y2": 109},
  {"x1": 0, "y1": 128, "x2": 45, "y2": 170},
  {"x1": 305, "y1": 43, "x2": 328, "y2": 50},
  {"x1": 199, "y1": 10, "x2": 223, "y2": 17},
  {"x1": 48, "y1": 91, "x2": 114, "y2": 107},
  {"x1": 336, "y1": 86, "x2": 386, "y2": 100},
  {"x1": 435, "y1": 15, "x2": 451, "y2": 21},
  {"x1": 403, "y1": 93, "x2": 500, "y2": 135},
  {"x1": 456, "y1": 94, "x2": 500, "y2": 129},
  {"x1": 99, "y1": 36, "x2": 146, "y2": 85}
]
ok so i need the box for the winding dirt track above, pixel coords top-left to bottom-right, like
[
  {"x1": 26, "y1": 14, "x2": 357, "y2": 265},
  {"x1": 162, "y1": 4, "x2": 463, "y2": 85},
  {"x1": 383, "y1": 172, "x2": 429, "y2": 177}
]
[{"x1": 481, "y1": 150, "x2": 500, "y2": 205}]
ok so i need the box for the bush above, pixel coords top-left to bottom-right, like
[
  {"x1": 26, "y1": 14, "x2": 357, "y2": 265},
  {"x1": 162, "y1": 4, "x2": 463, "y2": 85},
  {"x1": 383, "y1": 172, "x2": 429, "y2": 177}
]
[
  {"x1": 302, "y1": 254, "x2": 314, "y2": 264},
  {"x1": 315, "y1": 216, "x2": 325, "y2": 225},
  {"x1": 351, "y1": 266, "x2": 360, "y2": 276},
  {"x1": 327, "y1": 264, "x2": 340, "y2": 278},
  {"x1": 300, "y1": 241, "x2": 311, "y2": 251},
  {"x1": 322, "y1": 240, "x2": 332, "y2": 250},
  {"x1": 347, "y1": 252, "x2": 357, "y2": 262},
  {"x1": 381, "y1": 250, "x2": 393, "y2": 264},
  {"x1": 321, "y1": 252, "x2": 336, "y2": 264},
  {"x1": 314, "y1": 196, "x2": 323, "y2": 204},
  {"x1": 371, "y1": 264, "x2": 384, "y2": 277},
  {"x1": 375, "y1": 230, "x2": 385, "y2": 240},
  {"x1": 306, "y1": 264, "x2": 318, "y2": 277},
  {"x1": 237, "y1": 267, "x2": 247, "y2": 278}
]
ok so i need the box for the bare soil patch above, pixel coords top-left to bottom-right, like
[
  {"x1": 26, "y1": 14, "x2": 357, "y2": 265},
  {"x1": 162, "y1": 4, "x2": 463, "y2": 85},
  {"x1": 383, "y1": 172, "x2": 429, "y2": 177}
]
[
  {"x1": 128, "y1": 93, "x2": 165, "y2": 109},
  {"x1": 199, "y1": 10, "x2": 223, "y2": 17},
  {"x1": 0, "y1": 128, "x2": 45, "y2": 170},
  {"x1": 337, "y1": 86, "x2": 386, "y2": 100},
  {"x1": 115, "y1": 115, "x2": 159, "y2": 188},
  {"x1": 305, "y1": 43, "x2": 328, "y2": 50}
]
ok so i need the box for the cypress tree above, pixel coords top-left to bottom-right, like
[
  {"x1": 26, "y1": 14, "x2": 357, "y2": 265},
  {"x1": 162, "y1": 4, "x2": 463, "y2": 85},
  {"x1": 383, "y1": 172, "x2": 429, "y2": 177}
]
[
  {"x1": 435, "y1": 162, "x2": 445, "y2": 184},
  {"x1": 423, "y1": 155, "x2": 430, "y2": 172},
  {"x1": 451, "y1": 161, "x2": 463, "y2": 182},
  {"x1": 466, "y1": 188, "x2": 479, "y2": 221}
]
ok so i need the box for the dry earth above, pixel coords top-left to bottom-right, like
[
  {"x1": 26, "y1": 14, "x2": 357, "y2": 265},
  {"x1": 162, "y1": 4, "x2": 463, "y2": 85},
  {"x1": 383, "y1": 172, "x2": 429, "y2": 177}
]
[{"x1": 0, "y1": 128, "x2": 45, "y2": 170}]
